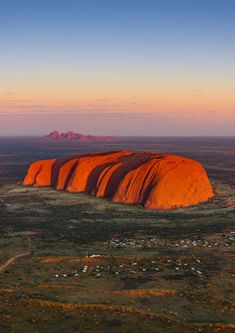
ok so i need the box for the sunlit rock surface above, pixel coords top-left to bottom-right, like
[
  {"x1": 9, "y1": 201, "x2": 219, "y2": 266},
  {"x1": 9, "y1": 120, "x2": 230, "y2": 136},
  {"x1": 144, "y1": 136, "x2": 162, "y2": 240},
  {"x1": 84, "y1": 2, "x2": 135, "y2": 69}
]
[{"x1": 22, "y1": 151, "x2": 214, "y2": 210}]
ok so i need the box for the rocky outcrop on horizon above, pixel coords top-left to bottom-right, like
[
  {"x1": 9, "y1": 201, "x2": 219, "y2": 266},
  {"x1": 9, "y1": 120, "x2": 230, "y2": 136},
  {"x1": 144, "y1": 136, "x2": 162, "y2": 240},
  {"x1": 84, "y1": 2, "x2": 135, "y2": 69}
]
[
  {"x1": 45, "y1": 131, "x2": 116, "y2": 142},
  {"x1": 22, "y1": 151, "x2": 214, "y2": 210}
]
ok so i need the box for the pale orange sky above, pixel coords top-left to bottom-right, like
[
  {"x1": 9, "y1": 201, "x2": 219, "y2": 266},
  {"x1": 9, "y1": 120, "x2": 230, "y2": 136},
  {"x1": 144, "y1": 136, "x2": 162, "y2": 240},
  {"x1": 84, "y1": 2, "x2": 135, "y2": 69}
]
[{"x1": 1, "y1": 74, "x2": 235, "y2": 114}]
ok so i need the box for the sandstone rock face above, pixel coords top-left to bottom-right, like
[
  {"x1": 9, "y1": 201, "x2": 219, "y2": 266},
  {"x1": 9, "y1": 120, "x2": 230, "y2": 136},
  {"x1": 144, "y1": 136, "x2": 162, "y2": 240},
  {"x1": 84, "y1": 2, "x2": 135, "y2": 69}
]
[
  {"x1": 22, "y1": 159, "x2": 56, "y2": 187},
  {"x1": 22, "y1": 151, "x2": 214, "y2": 210}
]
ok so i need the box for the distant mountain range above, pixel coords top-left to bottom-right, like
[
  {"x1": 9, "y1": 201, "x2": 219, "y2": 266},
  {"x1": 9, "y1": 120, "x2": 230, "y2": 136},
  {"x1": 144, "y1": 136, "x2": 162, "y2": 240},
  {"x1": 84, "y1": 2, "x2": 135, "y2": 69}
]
[{"x1": 44, "y1": 131, "x2": 117, "y2": 142}]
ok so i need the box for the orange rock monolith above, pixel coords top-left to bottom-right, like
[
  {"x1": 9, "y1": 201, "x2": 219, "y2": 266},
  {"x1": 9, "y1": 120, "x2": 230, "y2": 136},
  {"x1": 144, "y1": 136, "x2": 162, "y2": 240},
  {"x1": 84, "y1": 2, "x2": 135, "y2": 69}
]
[{"x1": 22, "y1": 151, "x2": 214, "y2": 210}]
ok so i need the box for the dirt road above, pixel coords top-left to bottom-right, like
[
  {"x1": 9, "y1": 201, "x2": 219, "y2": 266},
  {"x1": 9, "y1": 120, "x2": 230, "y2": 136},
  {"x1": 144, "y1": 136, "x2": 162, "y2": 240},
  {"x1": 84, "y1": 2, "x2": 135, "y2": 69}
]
[{"x1": 0, "y1": 237, "x2": 31, "y2": 273}]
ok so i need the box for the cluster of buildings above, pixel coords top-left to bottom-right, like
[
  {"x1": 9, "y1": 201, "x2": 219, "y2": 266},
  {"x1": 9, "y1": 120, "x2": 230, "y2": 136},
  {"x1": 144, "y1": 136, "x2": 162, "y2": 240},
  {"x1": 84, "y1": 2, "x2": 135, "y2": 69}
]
[
  {"x1": 51, "y1": 255, "x2": 208, "y2": 280},
  {"x1": 107, "y1": 231, "x2": 234, "y2": 250}
]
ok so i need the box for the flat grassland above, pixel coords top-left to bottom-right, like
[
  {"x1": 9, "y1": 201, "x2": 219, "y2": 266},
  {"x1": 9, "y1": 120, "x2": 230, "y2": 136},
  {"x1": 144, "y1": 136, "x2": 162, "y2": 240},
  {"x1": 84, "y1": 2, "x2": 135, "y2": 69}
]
[{"x1": 0, "y1": 137, "x2": 234, "y2": 333}]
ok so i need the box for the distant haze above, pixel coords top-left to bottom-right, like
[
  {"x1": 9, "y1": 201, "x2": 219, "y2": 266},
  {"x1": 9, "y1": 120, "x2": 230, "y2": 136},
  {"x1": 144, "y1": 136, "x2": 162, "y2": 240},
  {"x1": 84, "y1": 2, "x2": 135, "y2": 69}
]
[{"x1": 0, "y1": 112, "x2": 234, "y2": 136}]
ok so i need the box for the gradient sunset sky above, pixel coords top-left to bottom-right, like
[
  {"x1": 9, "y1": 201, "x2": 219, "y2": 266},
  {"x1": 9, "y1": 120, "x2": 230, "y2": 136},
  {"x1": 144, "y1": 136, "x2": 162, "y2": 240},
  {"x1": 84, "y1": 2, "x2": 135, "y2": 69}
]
[{"x1": 0, "y1": 0, "x2": 234, "y2": 136}]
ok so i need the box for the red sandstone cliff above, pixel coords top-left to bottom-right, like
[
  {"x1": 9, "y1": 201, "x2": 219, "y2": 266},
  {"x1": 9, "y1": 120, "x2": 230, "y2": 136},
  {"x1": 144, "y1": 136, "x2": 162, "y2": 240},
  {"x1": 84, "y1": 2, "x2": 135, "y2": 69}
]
[
  {"x1": 45, "y1": 131, "x2": 116, "y2": 142},
  {"x1": 22, "y1": 151, "x2": 214, "y2": 210}
]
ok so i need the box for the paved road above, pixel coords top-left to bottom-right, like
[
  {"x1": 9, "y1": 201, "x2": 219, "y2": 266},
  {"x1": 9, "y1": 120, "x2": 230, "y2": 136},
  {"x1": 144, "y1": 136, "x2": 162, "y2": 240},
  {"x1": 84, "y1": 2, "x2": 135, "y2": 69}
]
[{"x1": 0, "y1": 237, "x2": 31, "y2": 273}]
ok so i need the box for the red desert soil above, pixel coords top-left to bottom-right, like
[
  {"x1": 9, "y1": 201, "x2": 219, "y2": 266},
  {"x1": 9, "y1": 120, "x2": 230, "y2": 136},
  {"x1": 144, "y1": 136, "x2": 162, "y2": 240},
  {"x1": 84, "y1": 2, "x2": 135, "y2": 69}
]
[
  {"x1": 224, "y1": 200, "x2": 235, "y2": 207},
  {"x1": 22, "y1": 151, "x2": 214, "y2": 210}
]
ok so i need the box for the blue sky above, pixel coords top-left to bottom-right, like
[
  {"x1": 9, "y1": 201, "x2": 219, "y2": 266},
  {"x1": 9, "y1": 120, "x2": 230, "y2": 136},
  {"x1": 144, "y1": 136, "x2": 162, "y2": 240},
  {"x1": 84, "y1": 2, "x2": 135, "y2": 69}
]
[{"x1": 0, "y1": 0, "x2": 234, "y2": 135}]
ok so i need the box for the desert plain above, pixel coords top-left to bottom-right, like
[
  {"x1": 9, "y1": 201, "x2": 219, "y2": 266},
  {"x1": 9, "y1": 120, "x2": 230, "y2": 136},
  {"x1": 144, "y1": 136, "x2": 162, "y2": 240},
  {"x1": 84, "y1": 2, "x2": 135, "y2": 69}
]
[{"x1": 0, "y1": 136, "x2": 234, "y2": 333}]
